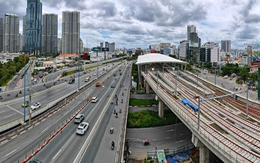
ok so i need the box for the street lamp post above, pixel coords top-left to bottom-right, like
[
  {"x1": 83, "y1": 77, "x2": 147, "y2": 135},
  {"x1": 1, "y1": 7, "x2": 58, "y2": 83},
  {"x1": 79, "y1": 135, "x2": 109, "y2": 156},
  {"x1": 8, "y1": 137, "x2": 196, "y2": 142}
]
[
  {"x1": 23, "y1": 71, "x2": 28, "y2": 123},
  {"x1": 214, "y1": 69, "x2": 217, "y2": 85},
  {"x1": 246, "y1": 85, "x2": 249, "y2": 118},
  {"x1": 152, "y1": 68, "x2": 158, "y2": 90},
  {"x1": 197, "y1": 96, "x2": 201, "y2": 131},
  {"x1": 77, "y1": 50, "x2": 80, "y2": 92}
]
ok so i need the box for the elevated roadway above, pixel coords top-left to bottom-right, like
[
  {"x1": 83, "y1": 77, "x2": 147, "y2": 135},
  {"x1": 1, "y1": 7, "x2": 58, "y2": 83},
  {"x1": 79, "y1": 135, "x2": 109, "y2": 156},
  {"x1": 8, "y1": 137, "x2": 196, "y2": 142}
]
[{"x1": 141, "y1": 71, "x2": 260, "y2": 163}]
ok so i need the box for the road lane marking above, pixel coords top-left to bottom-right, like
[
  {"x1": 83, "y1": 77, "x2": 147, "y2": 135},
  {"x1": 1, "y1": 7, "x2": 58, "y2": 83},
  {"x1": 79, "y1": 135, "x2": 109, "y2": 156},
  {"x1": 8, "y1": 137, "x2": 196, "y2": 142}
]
[
  {"x1": 0, "y1": 110, "x2": 8, "y2": 114},
  {"x1": 166, "y1": 137, "x2": 170, "y2": 139},
  {"x1": 53, "y1": 149, "x2": 62, "y2": 160},
  {"x1": 3, "y1": 114, "x2": 16, "y2": 119},
  {"x1": 41, "y1": 127, "x2": 49, "y2": 133},
  {"x1": 5, "y1": 149, "x2": 17, "y2": 157},
  {"x1": 167, "y1": 129, "x2": 174, "y2": 132},
  {"x1": 6, "y1": 105, "x2": 23, "y2": 115},
  {"x1": 175, "y1": 140, "x2": 183, "y2": 144},
  {"x1": 152, "y1": 139, "x2": 156, "y2": 141},
  {"x1": 180, "y1": 134, "x2": 183, "y2": 136}
]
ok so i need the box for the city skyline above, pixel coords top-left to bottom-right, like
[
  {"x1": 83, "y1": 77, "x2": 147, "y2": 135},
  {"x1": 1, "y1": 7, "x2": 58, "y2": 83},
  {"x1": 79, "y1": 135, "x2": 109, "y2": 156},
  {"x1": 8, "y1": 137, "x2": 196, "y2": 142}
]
[{"x1": 0, "y1": 0, "x2": 259, "y2": 49}]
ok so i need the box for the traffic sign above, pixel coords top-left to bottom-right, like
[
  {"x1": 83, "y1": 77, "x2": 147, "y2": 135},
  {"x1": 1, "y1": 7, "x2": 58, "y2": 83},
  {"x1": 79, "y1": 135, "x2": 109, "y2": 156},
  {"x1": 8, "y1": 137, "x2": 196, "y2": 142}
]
[
  {"x1": 92, "y1": 47, "x2": 100, "y2": 52},
  {"x1": 102, "y1": 48, "x2": 109, "y2": 52}
]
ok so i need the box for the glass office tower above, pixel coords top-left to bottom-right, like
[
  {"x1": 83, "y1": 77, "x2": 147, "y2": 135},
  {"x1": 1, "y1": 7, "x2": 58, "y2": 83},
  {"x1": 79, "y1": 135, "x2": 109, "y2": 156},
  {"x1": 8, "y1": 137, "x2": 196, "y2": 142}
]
[{"x1": 24, "y1": 0, "x2": 42, "y2": 54}]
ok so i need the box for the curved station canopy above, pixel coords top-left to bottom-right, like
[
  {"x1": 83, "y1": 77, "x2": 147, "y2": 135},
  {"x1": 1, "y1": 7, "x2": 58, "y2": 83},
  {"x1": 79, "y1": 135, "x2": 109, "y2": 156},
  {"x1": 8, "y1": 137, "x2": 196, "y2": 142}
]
[{"x1": 136, "y1": 53, "x2": 187, "y2": 65}]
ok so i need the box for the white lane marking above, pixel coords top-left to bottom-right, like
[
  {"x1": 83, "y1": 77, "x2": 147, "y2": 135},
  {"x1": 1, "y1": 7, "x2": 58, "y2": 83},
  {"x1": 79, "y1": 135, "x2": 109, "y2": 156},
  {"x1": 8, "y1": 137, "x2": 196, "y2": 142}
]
[
  {"x1": 5, "y1": 149, "x2": 17, "y2": 157},
  {"x1": 175, "y1": 140, "x2": 184, "y2": 144},
  {"x1": 41, "y1": 127, "x2": 49, "y2": 133},
  {"x1": 53, "y1": 149, "x2": 62, "y2": 160},
  {"x1": 6, "y1": 105, "x2": 23, "y2": 115},
  {"x1": 0, "y1": 110, "x2": 8, "y2": 114},
  {"x1": 152, "y1": 139, "x2": 156, "y2": 141},
  {"x1": 166, "y1": 137, "x2": 170, "y2": 139},
  {"x1": 3, "y1": 114, "x2": 16, "y2": 119},
  {"x1": 180, "y1": 134, "x2": 183, "y2": 136},
  {"x1": 167, "y1": 129, "x2": 174, "y2": 132}
]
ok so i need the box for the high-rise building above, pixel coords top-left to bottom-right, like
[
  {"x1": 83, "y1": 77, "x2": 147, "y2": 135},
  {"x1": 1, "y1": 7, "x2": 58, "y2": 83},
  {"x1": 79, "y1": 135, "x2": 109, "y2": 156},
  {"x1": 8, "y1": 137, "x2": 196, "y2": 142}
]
[
  {"x1": 109, "y1": 42, "x2": 115, "y2": 52},
  {"x1": 105, "y1": 42, "x2": 109, "y2": 48},
  {"x1": 62, "y1": 11, "x2": 80, "y2": 54},
  {"x1": 221, "y1": 40, "x2": 231, "y2": 53},
  {"x1": 0, "y1": 18, "x2": 3, "y2": 52},
  {"x1": 57, "y1": 38, "x2": 62, "y2": 54},
  {"x1": 24, "y1": 0, "x2": 42, "y2": 54},
  {"x1": 187, "y1": 25, "x2": 196, "y2": 40},
  {"x1": 3, "y1": 13, "x2": 20, "y2": 53},
  {"x1": 42, "y1": 13, "x2": 58, "y2": 54},
  {"x1": 100, "y1": 42, "x2": 103, "y2": 49}
]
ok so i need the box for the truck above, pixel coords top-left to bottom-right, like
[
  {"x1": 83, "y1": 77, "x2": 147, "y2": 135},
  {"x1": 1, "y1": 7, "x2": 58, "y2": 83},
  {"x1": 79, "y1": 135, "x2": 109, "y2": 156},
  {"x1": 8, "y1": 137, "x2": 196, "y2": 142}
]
[{"x1": 96, "y1": 81, "x2": 101, "y2": 87}]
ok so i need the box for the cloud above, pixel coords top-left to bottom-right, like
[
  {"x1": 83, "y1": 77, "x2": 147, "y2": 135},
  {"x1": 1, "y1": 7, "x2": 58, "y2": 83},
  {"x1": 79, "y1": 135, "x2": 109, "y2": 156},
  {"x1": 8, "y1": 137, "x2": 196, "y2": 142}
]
[{"x1": 1, "y1": 0, "x2": 260, "y2": 49}]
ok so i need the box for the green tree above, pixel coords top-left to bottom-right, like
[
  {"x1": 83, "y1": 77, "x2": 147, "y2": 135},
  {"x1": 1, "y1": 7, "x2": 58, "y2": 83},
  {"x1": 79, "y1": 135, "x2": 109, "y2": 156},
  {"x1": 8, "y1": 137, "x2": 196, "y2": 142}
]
[
  {"x1": 203, "y1": 62, "x2": 212, "y2": 69},
  {"x1": 237, "y1": 68, "x2": 250, "y2": 83}
]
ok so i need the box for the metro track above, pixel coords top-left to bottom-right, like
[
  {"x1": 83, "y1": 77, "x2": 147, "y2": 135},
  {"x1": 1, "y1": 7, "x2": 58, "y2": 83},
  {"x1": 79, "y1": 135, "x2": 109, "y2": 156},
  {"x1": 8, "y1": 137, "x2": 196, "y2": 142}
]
[{"x1": 142, "y1": 72, "x2": 260, "y2": 162}]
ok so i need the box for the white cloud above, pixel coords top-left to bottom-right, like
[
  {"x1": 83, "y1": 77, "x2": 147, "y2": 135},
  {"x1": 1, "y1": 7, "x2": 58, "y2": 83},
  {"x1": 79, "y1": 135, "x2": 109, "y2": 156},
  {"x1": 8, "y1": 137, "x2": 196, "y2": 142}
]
[{"x1": 1, "y1": 0, "x2": 260, "y2": 49}]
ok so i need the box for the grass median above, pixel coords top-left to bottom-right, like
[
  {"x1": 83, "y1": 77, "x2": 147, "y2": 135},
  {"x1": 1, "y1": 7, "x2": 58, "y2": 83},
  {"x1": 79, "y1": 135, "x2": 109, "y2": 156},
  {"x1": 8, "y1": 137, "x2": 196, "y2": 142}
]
[
  {"x1": 129, "y1": 98, "x2": 158, "y2": 106},
  {"x1": 127, "y1": 110, "x2": 180, "y2": 128}
]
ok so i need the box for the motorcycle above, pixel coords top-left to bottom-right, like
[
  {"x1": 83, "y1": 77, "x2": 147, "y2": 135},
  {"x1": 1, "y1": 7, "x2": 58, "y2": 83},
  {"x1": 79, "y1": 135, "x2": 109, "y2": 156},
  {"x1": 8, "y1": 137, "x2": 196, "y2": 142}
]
[
  {"x1": 143, "y1": 140, "x2": 150, "y2": 146},
  {"x1": 119, "y1": 109, "x2": 122, "y2": 113},
  {"x1": 111, "y1": 141, "x2": 115, "y2": 150},
  {"x1": 110, "y1": 127, "x2": 114, "y2": 134},
  {"x1": 115, "y1": 113, "x2": 118, "y2": 118}
]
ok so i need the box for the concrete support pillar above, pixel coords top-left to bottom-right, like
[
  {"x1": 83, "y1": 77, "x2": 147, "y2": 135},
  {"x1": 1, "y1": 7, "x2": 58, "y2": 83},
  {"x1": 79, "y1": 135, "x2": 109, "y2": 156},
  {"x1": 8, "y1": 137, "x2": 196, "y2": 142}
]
[
  {"x1": 192, "y1": 134, "x2": 210, "y2": 163},
  {"x1": 146, "y1": 81, "x2": 150, "y2": 94},
  {"x1": 158, "y1": 99, "x2": 164, "y2": 118}
]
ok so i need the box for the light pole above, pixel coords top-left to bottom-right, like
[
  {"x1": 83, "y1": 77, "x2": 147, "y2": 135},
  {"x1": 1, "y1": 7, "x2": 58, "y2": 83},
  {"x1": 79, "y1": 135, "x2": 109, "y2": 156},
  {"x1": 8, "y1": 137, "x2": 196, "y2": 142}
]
[
  {"x1": 197, "y1": 96, "x2": 201, "y2": 131},
  {"x1": 23, "y1": 71, "x2": 28, "y2": 123},
  {"x1": 77, "y1": 50, "x2": 80, "y2": 92},
  {"x1": 172, "y1": 67, "x2": 179, "y2": 96},
  {"x1": 152, "y1": 68, "x2": 158, "y2": 90},
  {"x1": 246, "y1": 85, "x2": 249, "y2": 118},
  {"x1": 214, "y1": 68, "x2": 217, "y2": 85}
]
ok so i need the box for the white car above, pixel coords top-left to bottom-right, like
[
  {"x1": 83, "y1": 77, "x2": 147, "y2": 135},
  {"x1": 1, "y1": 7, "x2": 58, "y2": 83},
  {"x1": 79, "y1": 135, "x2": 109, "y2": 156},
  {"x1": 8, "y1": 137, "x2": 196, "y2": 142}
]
[
  {"x1": 76, "y1": 122, "x2": 89, "y2": 135},
  {"x1": 91, "y1": 96, "x2": 98, "y2": 103},
  {"x1": 31, "y1": 102, "x2": 41, "y2": 111}
]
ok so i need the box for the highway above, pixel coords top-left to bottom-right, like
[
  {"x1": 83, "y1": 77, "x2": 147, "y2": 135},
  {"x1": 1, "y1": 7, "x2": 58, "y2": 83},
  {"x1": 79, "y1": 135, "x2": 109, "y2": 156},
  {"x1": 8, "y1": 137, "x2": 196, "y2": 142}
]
[
  {"x1": 0, "y1": 63, "x2": 116, "y2": 129},
  {"x1": 0, "y1": 61, "x2": 127, "y2": 163}
]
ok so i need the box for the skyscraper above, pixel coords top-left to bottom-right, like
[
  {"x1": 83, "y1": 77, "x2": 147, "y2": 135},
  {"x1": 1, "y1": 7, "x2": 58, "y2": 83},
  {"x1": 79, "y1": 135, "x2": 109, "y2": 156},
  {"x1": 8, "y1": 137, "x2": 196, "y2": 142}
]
[
  {"x1": 221, "y1": 40, "x2": 231, "y2": 53},
  {"x1": 3, "y1": 13, "x2": 20, "y2": 53},
  {"x1": 0, "y1": 18, "x2": 3, "y2": 52},
  {"x1": 42, "y1": 13, "x2": 58, "y2": 54},
  {"x1": 187, "y1": 25, "x2": 196, "y2": 40},
  {"x1": 24, "y1": 0, "x2": 42, "y2": 54},
  {"x1": 62, "y1": 11, "x2": 80, "y2": 54}
]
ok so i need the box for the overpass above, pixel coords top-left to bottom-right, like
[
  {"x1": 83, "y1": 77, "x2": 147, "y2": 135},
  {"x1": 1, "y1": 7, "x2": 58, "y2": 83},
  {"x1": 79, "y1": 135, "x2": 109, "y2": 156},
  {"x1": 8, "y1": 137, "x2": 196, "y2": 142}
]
[{"x1": 136, "y1": 53, "x2": 260, "y2": 163}]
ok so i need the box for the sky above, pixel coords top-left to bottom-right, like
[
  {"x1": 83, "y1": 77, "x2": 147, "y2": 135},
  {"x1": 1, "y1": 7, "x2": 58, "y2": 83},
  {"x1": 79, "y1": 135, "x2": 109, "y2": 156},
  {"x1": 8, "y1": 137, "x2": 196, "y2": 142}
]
[{"x1": 1, "y1": 0, "x2": 260, "y2": 50}]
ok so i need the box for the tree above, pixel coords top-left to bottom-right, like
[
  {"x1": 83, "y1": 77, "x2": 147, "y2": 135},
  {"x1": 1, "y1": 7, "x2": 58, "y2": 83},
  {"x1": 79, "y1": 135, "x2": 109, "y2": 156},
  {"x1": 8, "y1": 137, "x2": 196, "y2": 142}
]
[
  {"x1": 237, "y1": 68, "x2": 250, "y2": 83},
  {"x1": 203, "y1": 62, "x2": 212, "y2": 69}
]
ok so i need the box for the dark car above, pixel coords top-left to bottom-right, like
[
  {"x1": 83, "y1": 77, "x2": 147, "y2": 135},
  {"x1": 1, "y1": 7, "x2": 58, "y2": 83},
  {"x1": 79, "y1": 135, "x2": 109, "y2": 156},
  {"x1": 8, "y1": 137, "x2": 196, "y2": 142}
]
[
  {"x1": 29, "y1": 159, "x2": 42, "y2": 163},
  {"x1": 69, "y1": 78, "x2": 75, "y2": 84}
]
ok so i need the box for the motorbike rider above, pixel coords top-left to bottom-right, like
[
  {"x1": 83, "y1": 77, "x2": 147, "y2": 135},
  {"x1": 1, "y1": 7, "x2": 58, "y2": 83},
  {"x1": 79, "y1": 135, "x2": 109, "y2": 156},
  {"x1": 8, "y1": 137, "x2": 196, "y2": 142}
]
[
  {"x1": 110, "y1": 126, "x2": 114, "y2": 132},
  {"x1": 111, "y1": 141, "x2": 115, "y2": 147}
]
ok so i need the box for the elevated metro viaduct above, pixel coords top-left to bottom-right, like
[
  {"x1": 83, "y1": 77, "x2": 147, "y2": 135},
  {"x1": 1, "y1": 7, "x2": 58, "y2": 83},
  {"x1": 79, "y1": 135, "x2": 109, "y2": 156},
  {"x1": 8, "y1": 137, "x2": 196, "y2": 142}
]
[
  {"x1": 136, "y1": 53, "x2": 188, "y2": 118},
  {"x1": 136, "y1": 53, "x2": 225, "y2": 163}
]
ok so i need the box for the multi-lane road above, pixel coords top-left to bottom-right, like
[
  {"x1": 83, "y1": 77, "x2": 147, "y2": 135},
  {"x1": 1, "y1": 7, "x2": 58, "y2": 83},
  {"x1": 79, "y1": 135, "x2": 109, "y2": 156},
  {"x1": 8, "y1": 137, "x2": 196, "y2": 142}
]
[{"x1": 1, "y1": 61, "x2": 127, "y2": 163}]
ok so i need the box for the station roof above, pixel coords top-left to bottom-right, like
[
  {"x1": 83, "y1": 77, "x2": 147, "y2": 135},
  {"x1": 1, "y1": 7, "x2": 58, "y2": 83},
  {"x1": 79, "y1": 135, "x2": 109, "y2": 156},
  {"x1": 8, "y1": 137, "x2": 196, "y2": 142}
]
[{"x1": 136, "y1": 53, "x2": 187, "y2": 65}]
